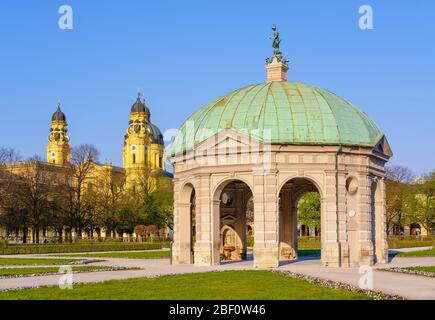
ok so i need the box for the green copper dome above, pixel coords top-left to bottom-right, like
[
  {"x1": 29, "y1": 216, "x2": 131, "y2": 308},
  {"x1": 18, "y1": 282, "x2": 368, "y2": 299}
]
[{"x1": 170, "y1": 81, "x2": 383, "y2": 156}]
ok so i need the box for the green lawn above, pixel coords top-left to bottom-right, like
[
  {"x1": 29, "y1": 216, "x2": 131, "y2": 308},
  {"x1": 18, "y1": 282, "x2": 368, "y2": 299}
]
[
  {"x1": 298, "y1": 249, "x2": 320, "y2": 256},
  {"x1": 0, "y1": 266, "x2": 108, "y2": 277},
  {"x1": 56, "y1": 250, "x2": 170, "y2": 259},
  {"x1": 57, "y1": 249, "x2": 320, "y2": 260},
  {"x1": 0, "y1": 257, "x2": 78, "y2": 266},
  {"x1": 0, "y1": 270, "x2": 371, "y2": 300},
  {"x1": 396, "y1": 248, "x2": 435, "y2": 257},
  {"x1": 405, "y1": 266, "x2": 435, "y2": 273}
]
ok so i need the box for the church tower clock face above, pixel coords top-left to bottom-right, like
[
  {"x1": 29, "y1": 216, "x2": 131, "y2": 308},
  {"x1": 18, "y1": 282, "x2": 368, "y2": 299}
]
[
  {"x1": 131, "y1": 145, "x2": 137, "y2": 152},
  {"x1": 51, "y1": 152, "x2": 56, "y2": 158}
]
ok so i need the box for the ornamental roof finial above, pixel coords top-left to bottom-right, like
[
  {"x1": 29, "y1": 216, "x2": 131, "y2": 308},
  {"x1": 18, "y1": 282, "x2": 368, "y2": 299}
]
[
  {"x1": 266, "y1": 25, "x2": 288, "y2": 64},
  {"x1": 266, "y1": 25, "x2": 289, "y2": 82}
]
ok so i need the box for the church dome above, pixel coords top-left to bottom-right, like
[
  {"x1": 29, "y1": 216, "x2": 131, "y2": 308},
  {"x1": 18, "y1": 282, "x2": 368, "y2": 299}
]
[
  {"x1": 51, "y1": 103, "x2": 66, "y2": 122},
  {"x1": 170, "y1": 81, "x2": 384, "y2": 156},
  {"x1": 147, "y1": 123, "x2": 164, "y2": 145},
  {"x1": 131, "y1": 97, "x2": 150, "y2": 115}
]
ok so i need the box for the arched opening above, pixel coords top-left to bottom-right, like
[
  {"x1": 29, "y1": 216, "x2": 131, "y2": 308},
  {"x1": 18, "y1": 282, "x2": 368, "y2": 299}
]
[
  {"x1": 279, "y1": 178, "x2": 322, "y2": 261},
  {"x1": 410, "y1": 223, "x2": 421, "y2": 236},
  {"x1": 214, "y1": 180, "x2": 253, "y2": 263},
  {"x1": 178, "y1": 183, "x2": 196, "y2": 264}
]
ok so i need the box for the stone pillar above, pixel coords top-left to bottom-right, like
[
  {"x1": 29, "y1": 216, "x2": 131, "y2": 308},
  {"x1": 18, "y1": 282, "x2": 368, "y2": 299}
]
[
  {"x1": 322, "y1": 169, "x2": 347, "y2": 267},
  {"x1": 279, "y1": 190, "x2": 296, "y2": 260},
  {"x1": 376, "y1": 177, "x2": 388, "y2": 263},
  {"x1": 172, "y1": 179, "x2": 194, "y2": 265},
  {"x1": 173, "y1": 202, "x2": 192, "y2": 264},
  {"x1": 253, "y1": 171, "x2": 279, "y2": 268},
  {"x1": 234, "y1": 188, "x2": 247, "y2": 259},
  {"x1": 356, "y1": 175, "x2": 374, "y2": 266},
  {"x1": 194, "y1": 174, "x2": 220, "y2": 266}
]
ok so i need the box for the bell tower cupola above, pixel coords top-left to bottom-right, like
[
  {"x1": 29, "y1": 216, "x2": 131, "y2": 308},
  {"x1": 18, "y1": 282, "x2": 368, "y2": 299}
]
[
  {"x1": 123, "y1": 92, "x2": 166, "y2": 189},
  {"x1": 46, "y1": 102, "x2": 71, "y2": 165}
]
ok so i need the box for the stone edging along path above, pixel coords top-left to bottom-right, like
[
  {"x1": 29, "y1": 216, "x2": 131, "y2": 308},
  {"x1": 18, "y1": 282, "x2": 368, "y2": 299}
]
[
  {"x1": 0, "y1": 267, "x2": 138, "y2": 281},
  {"x1": 0, "y1": 259, "x2": 105, "y2": 267},
  {"x1": 379, "y1": 267, "x2": 435, "y2": 279},
  {"x1": 276, "y1": 270, "x2": 405, "y2": 300}
]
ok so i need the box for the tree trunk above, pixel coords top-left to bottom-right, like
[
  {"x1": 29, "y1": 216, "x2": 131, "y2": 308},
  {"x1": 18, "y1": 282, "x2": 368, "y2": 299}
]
[
  {"x1": 34, "y1": 226, "x2": 40, "y2": 244},
  {"x1": 22, "y1": 228, "x2": 27, "y2": 244},
  {"x1": 77, "y1": 227, "x2": 82, "y2": 240},
  {"x1": 58, "y1": 228, "x2": 63, "y2": 243}
]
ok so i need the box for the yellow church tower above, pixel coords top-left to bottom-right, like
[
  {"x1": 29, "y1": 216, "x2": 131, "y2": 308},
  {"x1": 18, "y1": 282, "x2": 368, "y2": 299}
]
[
  {"x1": 123, "y1": 93, "x2": 165, "y2": 189},
  {"x1": 46, "y1": 102, "x2": 71, "y2": 165}
]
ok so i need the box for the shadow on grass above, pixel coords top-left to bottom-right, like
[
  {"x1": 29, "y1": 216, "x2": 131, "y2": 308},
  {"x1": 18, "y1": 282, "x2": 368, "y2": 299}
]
[
  {"x1": 220, "y1": 250, "x2": 322, "y2": 266},
  {"x1": 388, "y1": 251, "x2": 400, "y2": 262}
]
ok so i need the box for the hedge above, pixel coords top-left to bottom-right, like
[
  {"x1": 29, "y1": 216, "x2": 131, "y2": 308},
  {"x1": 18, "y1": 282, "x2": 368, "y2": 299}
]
[{"x1": 0, "y1": 242, "x2": 168, "y2": 255}]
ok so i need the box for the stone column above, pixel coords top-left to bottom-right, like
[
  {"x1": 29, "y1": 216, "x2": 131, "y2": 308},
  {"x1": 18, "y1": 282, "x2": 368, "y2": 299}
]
[
  {"x1": 376, "y1": 177, "x2": 388, "y2": 263},
  {"x1": 234, "y1": 188, "x2": 247, "y2": 259},
  {"x1": 322, "y1": 169, "x2": 347, "y2": 267},
  {"x1": 253, "y1": 171, "x2": 279, "y2": 268},
  {"x1": 172, "y1": 202, "x2": 192, "y2": 264},
  {"x1": 279, "y1": 190, "x2": 296, "y2": 259},
  {"x1": 194, "y1": 174, "x2": 220, "y2": 266},
  {"x1": 172, "y1": 179, "x2": 194, "y2": 265},
  {"x1": 356, "y1": 175, "x2": 374, "y2": 266}
]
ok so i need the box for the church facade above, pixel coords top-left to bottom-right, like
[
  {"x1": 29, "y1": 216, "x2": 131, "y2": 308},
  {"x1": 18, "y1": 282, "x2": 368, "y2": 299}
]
[
  {"x1": 47, "y1": 94, "x2": 166, "y2": 187},
  {"x1": 1, "y1": 95, "x2": 168, "y2": 242}
]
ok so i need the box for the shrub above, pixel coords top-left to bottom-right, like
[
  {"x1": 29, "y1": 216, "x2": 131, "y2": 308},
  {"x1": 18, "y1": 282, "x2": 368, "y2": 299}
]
[{"x1": 0, "y1": 239, "x2": 8, "y2": 247}]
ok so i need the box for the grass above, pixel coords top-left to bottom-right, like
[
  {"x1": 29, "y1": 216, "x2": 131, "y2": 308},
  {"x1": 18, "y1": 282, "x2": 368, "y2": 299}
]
[
  {"x1": 298, "y1": 249, "x2": 320, "y2": 256},
  {"x1": 0, "y1": 266, "x2": 108, "y2": 277},
  {"x1": 55, "y1": 249, "x2": 319, "y2": 259},
  {"x1": 0, "y1": 257, "x2": 77, "y2": 266},
  {"x1": 395, "y1": 248, "x2": 435, "y2": 257},
  {"x1": 0, "y1": 270, "x2": 371, "y2": 300},
  {"x1": 405, "y1": 266, "x2": 435, "y2": 273},
  {"x1": 55, "y1": 250, "x2": 170, "y2": 259}
]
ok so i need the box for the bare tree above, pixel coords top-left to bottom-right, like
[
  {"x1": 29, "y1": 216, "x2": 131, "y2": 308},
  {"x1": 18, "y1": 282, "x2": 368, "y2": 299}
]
[
  {"x1": 0, "y1": 148, "x2": 20, "y2": 166},
  {"x1": 61, "y1": 144, "x2": 100, "y2": 240},
  {"x1": 95, "y1": 168, "x2": 125, "y2": 238},
  {"x1": 386, "y1": 165, "x2": 415, "y2": 184},
  {"x1": 15, "y1": 157, "x2": 58, "y2": 243},
  {"x1": 0, "y1": 148, "x2": 23, "y2": 241}
]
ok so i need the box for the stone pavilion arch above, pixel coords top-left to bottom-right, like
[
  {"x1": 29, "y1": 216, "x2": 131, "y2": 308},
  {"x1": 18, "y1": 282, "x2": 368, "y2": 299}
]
[
  {"x1": 213, "y1": 179, "x2": 254, "y2": 262},
  {"x1": 173, "y1": 182, "x2": 196, "y2": 264},
  {"x1": 278, "y1": 177, "x2": 323, "y2": 262}
]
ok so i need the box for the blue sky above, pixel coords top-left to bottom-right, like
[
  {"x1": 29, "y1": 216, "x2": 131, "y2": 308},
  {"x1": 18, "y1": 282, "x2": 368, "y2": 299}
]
[{"x1": 0, "y1": 0, "x2": 433, "y2": 174}]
